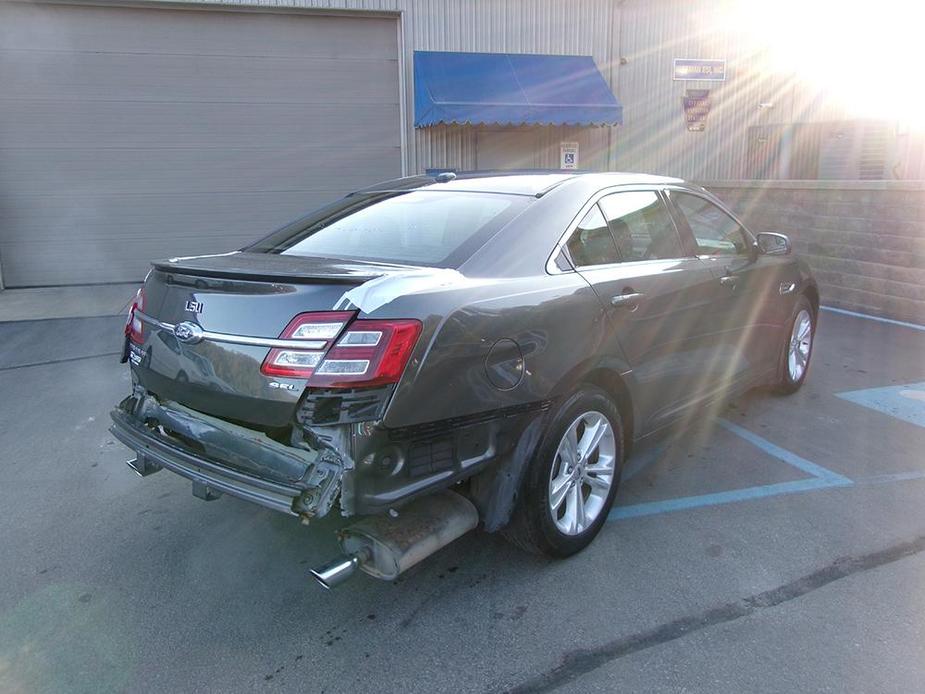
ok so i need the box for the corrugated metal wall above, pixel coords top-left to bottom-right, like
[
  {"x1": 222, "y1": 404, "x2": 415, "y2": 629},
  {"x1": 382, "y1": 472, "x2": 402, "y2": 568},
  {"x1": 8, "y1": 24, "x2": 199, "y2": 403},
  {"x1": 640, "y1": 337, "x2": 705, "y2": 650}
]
[
  {"x1": 40, "y1": 0, "x2": 925, "y2": 180},
  {"x1": 615, "y1": 0, "x2": 743, "y2": 178},
  {"x1": 405, "y1": 0, "x2": 619, "y2": 173},
  {"x1": 154, "y1": 0, "x2": 621, "y2": 175},
  {"x1": 613, "y1": 0, "x2": 925, "y2": 180},
  {"x1": 612, "y1": 0, "x2": 821, "y2": 180}
]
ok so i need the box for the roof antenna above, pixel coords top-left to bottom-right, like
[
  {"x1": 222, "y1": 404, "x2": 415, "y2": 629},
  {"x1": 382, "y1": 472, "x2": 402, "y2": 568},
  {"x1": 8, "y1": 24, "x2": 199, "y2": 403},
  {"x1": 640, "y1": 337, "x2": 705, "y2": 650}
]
[{"x1": 434, "y1": 171, "x2": 457, "y2": 183}]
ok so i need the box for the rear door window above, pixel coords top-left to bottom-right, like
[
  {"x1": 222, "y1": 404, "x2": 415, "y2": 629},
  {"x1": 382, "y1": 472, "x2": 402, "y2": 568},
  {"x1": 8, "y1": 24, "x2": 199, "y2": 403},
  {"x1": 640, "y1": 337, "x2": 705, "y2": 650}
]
[
  {"x1": 565, "y1": 205, "x2": 620, "y2": 267},
  {"x1": 671, "y1": 193, "x2": 751, "y2": 257},
  {"x1": 598, "y1": 191, "x2": 684, "y2": 261}
]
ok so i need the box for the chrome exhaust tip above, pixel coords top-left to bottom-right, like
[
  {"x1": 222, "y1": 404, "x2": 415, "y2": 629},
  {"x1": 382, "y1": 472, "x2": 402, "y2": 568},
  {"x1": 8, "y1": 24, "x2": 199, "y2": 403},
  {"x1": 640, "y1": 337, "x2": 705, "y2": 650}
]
[{"x1": 310, "y1": 554, "x2": 360, "y2": 590}]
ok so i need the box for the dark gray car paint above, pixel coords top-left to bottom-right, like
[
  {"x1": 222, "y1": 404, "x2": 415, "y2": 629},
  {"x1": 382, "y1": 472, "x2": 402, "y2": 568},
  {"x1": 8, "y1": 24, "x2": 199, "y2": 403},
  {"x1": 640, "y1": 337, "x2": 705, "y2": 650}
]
[{"x1": 111, "y1": 171, "x2": 818, "y2": 525}]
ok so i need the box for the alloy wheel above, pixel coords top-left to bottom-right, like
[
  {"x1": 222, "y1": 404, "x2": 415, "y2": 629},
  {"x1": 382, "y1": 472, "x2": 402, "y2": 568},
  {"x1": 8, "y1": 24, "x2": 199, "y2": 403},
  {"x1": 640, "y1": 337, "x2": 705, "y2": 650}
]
[
  {"x1": 547, "y1": 411, "x2": 617, "y2": 535},
  {"x1": 788, "y1": 309, "x2": 813, "y2": 382}
]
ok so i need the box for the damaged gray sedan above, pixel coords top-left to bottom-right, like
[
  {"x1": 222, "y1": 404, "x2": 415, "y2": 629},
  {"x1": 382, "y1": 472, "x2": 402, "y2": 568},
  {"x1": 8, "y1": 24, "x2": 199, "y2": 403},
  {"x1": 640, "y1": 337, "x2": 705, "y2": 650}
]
[{"x1": 110, "y1": 171, "x2": 819, "y2": 587}]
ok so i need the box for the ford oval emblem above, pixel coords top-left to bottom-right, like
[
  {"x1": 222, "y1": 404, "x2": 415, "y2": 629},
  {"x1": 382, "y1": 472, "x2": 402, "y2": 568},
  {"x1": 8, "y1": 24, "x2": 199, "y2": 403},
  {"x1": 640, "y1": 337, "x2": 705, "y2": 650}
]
[{"x1": 174, "y1": 321, "x2": 204, "y2": 344}]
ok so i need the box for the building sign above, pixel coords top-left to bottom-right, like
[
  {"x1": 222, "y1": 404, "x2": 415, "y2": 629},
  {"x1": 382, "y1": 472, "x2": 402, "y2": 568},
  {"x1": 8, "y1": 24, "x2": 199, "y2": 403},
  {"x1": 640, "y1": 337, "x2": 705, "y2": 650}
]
[
  {"x1": 683, "y1": 89, "x2": 711, "y2": 131},
  {"x1": 673, "y1": 58, "x2": 726, "y2": 81},
  {"x1": 560, "y1": 142, "x2": 579, "y2": 170}
]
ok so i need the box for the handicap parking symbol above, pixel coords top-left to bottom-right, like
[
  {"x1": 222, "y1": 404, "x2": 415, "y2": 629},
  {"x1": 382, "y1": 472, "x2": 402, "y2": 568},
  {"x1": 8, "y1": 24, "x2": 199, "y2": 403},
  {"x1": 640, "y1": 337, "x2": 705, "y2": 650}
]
[{"x1": 837, "y1": 382, "x2": 925, "y2": 429}]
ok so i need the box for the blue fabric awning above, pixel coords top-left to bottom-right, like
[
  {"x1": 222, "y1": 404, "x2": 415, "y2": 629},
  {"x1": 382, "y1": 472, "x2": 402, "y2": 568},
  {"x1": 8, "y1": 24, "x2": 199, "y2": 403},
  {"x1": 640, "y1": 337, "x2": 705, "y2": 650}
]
[{"x1": 413, "y1": 51, "x2": 623, "y2": 128}]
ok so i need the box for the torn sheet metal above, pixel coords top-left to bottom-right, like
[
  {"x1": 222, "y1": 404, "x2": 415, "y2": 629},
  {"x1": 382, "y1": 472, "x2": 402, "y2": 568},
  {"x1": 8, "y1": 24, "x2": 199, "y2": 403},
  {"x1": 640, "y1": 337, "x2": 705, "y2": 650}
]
[{"x1": 298, "y1": 422, "x2": 358, "y2": 516}]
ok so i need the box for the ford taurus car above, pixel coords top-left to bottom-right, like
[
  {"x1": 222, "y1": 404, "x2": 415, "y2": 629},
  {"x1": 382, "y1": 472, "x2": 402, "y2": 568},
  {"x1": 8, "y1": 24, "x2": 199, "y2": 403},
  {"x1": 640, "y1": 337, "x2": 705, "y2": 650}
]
[{"x1": 110, "y1": 171, "x2": 819, "y2": 587}]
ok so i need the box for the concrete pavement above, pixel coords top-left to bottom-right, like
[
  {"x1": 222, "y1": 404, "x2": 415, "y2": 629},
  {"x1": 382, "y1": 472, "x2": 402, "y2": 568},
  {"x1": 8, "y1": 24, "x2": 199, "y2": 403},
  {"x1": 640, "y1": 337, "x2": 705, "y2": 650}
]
[{"x1": 0, "y1": 309, "x2": 923, "y2": 693}]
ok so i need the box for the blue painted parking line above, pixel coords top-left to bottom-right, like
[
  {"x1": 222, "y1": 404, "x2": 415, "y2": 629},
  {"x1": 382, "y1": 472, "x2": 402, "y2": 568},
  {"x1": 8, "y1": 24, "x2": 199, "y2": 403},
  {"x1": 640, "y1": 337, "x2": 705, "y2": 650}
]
[
  {"x1": 610, "y1": 418, "x2": 853, "y2": 521},
  {"x1": 610, "y1": 477, "x2": 845, "y2": 520},
  {"x1": 857, "y1": 471, "x2": 925, "y2": 485},
  {"x1": 836, "y1": 383, "x2": 925, "y2": 429},
  {"x1": 821, "y1": 306, "x2": 925, "y2": 333},
  {"x1": 717, "y1": 419, "x2": 852, "y2": 484}
]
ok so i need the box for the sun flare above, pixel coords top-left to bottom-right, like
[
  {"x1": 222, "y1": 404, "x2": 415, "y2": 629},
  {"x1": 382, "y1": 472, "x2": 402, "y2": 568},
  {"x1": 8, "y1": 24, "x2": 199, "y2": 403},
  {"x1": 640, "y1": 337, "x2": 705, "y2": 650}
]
[{"x1": 725, "y1": 0, "x2": 925, "y2": 124}]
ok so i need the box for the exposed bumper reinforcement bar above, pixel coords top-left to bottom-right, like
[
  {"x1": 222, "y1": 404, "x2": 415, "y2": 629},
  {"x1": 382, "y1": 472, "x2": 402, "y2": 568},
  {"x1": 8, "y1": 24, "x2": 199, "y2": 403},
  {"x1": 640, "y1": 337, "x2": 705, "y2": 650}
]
[{"x1": 111, "y1": 408, "x2": 305, "y2": 516}]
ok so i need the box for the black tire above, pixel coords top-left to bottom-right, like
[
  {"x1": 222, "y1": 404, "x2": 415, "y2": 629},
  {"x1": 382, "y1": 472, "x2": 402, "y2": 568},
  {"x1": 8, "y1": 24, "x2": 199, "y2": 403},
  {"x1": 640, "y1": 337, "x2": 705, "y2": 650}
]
[
  {"x1": 503, "y1": 385, "x2": 624, "y2": 558},
  {"x1": 773, "y1": 296, "x2": 815, "y2": 395}
]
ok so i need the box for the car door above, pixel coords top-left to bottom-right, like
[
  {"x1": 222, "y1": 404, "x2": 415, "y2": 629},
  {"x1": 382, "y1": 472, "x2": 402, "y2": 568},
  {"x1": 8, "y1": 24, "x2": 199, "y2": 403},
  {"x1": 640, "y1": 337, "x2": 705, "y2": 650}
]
[
  {"x1": 564, "y1": 188, "x2": 727, "y2": 434},
  {"x1": 665, "y1": 189, "x2": 793, "y2": 382}
]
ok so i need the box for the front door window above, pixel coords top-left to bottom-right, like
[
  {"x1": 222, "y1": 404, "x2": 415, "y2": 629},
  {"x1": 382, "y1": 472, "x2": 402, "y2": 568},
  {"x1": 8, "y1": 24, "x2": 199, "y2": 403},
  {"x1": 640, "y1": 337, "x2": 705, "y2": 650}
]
[
  {"x1": 672, "y1": 193, "x2": 750, "y2": 257},
  {"x1": 598, "y1": 191, "x2": 684, "y2": 261}
]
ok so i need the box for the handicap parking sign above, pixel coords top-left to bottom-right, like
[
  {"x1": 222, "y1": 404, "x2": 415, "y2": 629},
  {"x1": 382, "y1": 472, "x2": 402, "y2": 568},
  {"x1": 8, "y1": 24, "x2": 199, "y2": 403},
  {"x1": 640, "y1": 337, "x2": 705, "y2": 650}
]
[{"x1": 560, "y1": 142, "x2": 579, "y2": 170}]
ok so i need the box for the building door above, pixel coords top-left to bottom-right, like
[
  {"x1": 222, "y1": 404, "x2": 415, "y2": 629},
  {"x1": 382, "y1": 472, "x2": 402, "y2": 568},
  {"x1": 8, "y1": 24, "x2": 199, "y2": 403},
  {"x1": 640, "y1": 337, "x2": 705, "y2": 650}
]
[
  {"x1": 745, "y1": 126, "x2": 783, "y2": 179},
  {"x1": 0, "y1": 4, "x2": 402, "y2": 286},
  {"x1": 476, "y1": 130, "x2": 539, "y2": 170}
]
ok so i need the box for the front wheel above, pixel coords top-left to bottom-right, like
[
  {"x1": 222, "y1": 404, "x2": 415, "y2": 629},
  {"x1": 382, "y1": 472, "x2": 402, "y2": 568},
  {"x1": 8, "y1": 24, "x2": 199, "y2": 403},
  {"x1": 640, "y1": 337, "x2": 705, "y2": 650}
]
[
  {"x1": 774, "y1": 296, "x2": 815, "y2": 394},
  {"x1": 503, "y1": 386, "x2": 624, "y2": 557}
]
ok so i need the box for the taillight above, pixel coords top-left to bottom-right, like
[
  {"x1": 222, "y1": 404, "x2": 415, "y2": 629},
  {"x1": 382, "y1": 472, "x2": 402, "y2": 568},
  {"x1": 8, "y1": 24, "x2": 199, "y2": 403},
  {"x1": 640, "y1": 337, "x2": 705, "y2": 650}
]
[
  {"x1": 260, "y1": 312, "x2": 422, "y2": 388},
  {"x1": 125, "y1": 288, "x2": 145, "y2": 344},
  {"x1": 310, "y1": 319, "x2": 422, "y2": 388},
  {"x1": 261, "y1": 312, "x2": 356, "y2": 378}
]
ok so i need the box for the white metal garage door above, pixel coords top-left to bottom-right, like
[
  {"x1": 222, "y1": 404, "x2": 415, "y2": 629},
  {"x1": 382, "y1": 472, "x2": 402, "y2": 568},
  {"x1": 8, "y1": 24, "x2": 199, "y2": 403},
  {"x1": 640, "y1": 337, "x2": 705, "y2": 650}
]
[{"x1": 0, "y1": 3, "x2": 402, "y2": 286}]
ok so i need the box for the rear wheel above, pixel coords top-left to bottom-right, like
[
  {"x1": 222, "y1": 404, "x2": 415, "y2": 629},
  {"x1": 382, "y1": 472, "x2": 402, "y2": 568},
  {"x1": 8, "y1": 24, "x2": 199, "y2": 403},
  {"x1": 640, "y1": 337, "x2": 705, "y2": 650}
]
[
  {"x1": 774, "y1": 296, "x2": 815, "y2": 394},
  {"x1": 503, "y1": 386, "x2": 624, "y2": 557}
]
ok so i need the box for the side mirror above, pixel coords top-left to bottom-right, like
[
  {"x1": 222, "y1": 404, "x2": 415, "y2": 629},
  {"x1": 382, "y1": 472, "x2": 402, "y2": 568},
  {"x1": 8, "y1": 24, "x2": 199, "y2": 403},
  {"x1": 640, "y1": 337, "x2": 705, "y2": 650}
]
[{"x1": 756, "y1": 232, "x2": 792, "y2": 256}]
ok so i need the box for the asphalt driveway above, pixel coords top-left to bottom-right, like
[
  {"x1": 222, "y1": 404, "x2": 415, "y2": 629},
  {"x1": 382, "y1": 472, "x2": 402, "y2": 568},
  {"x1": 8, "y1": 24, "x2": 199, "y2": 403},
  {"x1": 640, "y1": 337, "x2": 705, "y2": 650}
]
[{"x1": 1, "y1": 308, "x2": 923, "y2": 693}]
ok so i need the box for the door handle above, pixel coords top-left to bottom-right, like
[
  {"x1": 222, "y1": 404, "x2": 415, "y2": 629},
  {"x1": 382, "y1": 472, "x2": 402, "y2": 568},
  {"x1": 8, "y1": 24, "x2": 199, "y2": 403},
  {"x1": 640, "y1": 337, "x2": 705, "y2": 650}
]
[
  {"x1": 611, "y1": 292, "x2": 645, "y2": 308},
  {"x1": 719, "y1": 275, "x2": 737, "y2": 288}
]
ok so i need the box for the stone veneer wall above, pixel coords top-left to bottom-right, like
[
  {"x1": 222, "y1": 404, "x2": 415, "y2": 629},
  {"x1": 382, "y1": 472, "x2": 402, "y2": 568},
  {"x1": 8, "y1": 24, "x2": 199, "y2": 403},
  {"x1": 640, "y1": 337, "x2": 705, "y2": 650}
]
[{"x1": 704, "y1": 181, "x2": 925, "y2": 325}]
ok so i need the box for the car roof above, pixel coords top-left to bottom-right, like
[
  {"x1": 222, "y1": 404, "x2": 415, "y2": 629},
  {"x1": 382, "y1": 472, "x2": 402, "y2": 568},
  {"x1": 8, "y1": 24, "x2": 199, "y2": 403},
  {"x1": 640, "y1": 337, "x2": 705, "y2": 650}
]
[{"x1": 353, "y1": 170, "x2": 685, "y2": 197}]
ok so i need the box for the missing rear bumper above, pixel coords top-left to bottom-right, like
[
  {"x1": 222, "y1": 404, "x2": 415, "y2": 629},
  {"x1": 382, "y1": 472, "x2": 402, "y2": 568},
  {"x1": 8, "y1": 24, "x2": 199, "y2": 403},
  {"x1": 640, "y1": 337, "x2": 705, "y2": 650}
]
[{"x1": 109, "y1": 390, "x2": 344, "y2": 518}]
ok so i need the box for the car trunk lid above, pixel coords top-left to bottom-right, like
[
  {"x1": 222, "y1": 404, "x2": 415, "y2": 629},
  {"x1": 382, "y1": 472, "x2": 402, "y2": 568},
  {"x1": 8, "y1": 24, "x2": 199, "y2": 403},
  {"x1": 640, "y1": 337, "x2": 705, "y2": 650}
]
[{"x1": 130, "y1": 252, "x2": 416, "y2": 427}]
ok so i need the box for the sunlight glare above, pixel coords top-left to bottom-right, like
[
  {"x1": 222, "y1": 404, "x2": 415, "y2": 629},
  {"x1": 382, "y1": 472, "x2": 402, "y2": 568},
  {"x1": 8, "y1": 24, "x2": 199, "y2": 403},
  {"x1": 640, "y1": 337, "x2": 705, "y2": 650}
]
[{"x1": 725, "y1": 0, "x2": 925, "y2": 123}]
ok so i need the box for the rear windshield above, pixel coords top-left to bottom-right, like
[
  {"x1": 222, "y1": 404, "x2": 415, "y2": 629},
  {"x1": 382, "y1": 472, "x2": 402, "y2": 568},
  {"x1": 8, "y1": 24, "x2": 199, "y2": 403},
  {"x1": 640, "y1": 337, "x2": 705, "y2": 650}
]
[{"x1": 247, "y1": 190, "x2": 531, "y2": 267}]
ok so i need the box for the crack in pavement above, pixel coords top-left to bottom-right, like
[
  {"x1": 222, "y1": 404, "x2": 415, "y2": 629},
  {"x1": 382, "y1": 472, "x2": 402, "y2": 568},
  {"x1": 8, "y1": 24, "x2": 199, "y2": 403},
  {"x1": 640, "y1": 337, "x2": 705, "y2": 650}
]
[
  {"x1": 499, "y1": 535, "x2": 925, "y2": 693},
  {"x1": 0, "y1": 351, "x2": 121, "y2": 372}
]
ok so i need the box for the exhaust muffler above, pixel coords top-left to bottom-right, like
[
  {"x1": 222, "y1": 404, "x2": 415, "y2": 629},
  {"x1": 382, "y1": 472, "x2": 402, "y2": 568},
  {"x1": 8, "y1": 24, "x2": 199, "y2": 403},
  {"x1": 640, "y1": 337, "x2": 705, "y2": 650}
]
[{"x1": 310, "y1": 490, "x2": 478, "y2": 588}]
